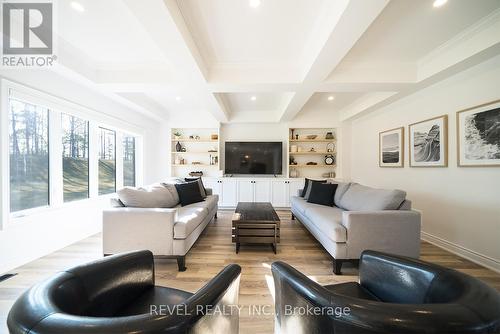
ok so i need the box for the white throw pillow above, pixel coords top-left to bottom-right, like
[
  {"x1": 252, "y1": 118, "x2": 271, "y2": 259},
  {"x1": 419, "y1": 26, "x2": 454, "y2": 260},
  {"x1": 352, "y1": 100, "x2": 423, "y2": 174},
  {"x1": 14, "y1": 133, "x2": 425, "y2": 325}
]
[{"x1": 117, "y1": 184, "x2": 178, "y2": 208}]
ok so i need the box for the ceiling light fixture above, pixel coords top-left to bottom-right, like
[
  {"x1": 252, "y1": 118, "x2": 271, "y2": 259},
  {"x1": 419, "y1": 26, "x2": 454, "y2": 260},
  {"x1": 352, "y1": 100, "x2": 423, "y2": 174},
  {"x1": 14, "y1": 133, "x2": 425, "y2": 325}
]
[
  {"x1": 251, "y1": 96, "x2": 257, "y2": 101},
  {"x1": 328, "y1": 96, "x2": 335, "y2": 101},
  {"x1": 433, "y1": 0, "x2": 447, "y2": 8},
  {"x1": 70, "y1": 1, "x2": 85, "y2": 12},
  {"x1": 249, "y1": 0, "x2": 261, "y2": 8}
]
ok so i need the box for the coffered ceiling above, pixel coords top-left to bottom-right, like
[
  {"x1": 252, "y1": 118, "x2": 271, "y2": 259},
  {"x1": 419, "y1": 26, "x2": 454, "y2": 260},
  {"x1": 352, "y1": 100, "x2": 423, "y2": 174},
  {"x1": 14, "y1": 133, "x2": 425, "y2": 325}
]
[{"x1": 9, "y1": 0, "x2": 500, "y2": 124}]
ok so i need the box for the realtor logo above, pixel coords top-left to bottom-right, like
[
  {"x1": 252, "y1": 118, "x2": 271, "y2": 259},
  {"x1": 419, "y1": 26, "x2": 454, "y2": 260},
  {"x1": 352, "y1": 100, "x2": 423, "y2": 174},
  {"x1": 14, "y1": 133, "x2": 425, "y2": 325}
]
[{"x1": 2, "y1": 2, "x2": 56, "y2": 67}]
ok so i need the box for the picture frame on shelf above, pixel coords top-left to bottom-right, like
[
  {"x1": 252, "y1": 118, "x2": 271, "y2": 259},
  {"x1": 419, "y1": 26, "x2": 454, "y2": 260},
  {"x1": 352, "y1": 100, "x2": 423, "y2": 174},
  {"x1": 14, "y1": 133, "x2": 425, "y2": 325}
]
[
  {"x1": 379, "y1": 127, "x2": 404, "y2": 167},
  {"x1": 409, "y1": 115, "x2": 448, "y2": 167},
  {"x1": 457, "y1": 100, "x2": 500, "y2": 167}
]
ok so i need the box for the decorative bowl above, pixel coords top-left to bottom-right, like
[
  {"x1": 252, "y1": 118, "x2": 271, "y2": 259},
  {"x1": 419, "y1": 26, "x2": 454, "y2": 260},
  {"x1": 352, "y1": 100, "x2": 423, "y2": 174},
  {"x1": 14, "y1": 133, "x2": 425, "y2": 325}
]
[{"x1": 306, "y1": 135, "x2": 318, "y2": 140}]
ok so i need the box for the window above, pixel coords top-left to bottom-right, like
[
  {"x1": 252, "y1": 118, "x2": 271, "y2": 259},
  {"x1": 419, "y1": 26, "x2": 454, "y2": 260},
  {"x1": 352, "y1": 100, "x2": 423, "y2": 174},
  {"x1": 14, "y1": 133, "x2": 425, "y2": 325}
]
[
  {"x1": 123, "y1": 135, "x2": 136, "y2": 187},
  {"x1": 62, "y1": 114, "x2": 89, "y2": 202},
  {"x1": 98, "y1": 127, "x2": 116, "y2": 195},
  {"x1": 9, "y1": 98, "x2": 49, "y2": 212}
]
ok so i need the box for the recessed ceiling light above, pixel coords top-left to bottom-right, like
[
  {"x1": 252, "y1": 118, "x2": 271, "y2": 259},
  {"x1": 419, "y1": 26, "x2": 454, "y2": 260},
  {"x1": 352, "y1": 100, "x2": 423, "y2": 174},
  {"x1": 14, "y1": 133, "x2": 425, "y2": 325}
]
[
  {"x1": 433, "y1": 0, "x2": 447, "y2": 8},
  {"x1": 70, "y1": 1, "x2": 85, "y2": 12},
  {"x1": 328, "y1": 96, "x2": 335, "y2": 101},
  {"x1": 251, "y1": 96, "x2": 257, "y2": 101},
  {"x1": 249, "y1": 0, "x2": 261, "y2": 8},
  {"x1": 175, "y1": 96, "x2": 181, "y2": 102}
]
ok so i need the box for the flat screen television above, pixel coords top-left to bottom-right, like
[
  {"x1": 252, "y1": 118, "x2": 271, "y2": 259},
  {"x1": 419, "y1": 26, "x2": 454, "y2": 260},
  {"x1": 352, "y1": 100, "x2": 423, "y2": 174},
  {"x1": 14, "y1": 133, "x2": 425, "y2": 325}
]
[{"x1": 225, "y1": 142, "x2": 283, "y2": 175}]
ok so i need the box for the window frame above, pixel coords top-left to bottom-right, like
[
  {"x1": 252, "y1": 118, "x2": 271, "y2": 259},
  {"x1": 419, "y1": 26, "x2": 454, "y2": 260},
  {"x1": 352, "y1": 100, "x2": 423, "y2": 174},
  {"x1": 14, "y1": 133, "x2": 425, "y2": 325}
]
[
  {"x1": 98, "y1": 127, "x2": 117, "y2": 196},
  {"x1": 122, "y1": 134, "x2": 137, "y2": 187},
  {"x1": 0, "y1": 80, "x2": 144, "y2": 230}
]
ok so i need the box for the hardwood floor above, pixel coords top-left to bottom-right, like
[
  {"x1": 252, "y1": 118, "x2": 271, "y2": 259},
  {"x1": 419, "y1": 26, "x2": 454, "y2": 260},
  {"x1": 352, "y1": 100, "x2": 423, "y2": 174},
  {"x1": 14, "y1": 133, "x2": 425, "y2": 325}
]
[{"x1": 1, "y1": 210, "x2": 499, "y2": 334}]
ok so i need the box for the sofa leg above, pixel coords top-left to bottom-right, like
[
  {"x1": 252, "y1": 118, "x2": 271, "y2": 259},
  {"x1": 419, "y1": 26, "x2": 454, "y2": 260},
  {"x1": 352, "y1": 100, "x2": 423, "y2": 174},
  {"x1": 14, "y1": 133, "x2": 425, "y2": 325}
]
[
  {"x1": 291, "y1": 213, "x2": 295, "y2": 220},
  {"x1": 177, "y1": 256, "x2": 186, "y2": 272},
  {"x1": 333, "y1": 259, "x2": 343, "y2": 275},
  {"x1": 214, "y1": 212, "x2": 218, "y2": 220}
]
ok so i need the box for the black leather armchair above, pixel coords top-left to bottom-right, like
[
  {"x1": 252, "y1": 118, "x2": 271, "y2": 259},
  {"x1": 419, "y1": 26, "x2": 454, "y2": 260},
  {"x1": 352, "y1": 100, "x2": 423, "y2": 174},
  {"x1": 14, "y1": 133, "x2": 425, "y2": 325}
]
[
  {"x1": 272, "y1": 250, "x2": 500, "y2": 334},
  {"x1": 7, "y1": 251, "x2": 241, "y2": 334}
]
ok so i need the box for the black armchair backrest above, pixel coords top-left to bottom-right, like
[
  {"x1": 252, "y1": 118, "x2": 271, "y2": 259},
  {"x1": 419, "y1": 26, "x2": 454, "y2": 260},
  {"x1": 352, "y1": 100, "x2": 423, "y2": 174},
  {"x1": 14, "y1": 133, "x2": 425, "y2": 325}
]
[
  {"x1": 272, "y1": 253, "x2": 500, "y2": 334},
  {"x1": 8, "y1": 250, "x2": 241, "y2": 334},
  {"x1": 67, "y1": 251, "x2": 155, "y2": 316}
]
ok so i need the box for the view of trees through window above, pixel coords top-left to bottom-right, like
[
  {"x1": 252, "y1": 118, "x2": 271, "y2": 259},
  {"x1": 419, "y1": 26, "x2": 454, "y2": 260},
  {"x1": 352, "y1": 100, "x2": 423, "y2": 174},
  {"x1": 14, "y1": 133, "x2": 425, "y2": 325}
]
[
  {"x1": 9, "y1": 99, "x2": 49, "y2": 212},
  {"x1": 62, "y1": 114, "x2": 89, "y2": 202},
  {"x1": 123, "y1": 136, "x2": 135, "y2": 187},
  {"x1": 98, "y1": 128, "x2": 116, "y2": 195}
]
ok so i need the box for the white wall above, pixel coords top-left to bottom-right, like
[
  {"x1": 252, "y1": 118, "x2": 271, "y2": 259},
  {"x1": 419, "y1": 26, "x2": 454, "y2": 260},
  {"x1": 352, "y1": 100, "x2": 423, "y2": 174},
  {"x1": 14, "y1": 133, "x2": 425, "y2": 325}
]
[
  {"x1": 350, "y1": 55, "x2": 500, "y2": 272},
  {"x1": 0, "y1": 70, "x2": 163, "y2": 274}
]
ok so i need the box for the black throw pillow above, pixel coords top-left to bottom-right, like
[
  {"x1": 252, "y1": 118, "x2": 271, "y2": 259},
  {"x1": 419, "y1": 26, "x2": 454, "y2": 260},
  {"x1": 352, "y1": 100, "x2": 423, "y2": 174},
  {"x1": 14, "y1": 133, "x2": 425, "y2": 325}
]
[
  {"x1": 307, "y1": 183, "x2": 338, "y2": 207},
  {"x1": 185, "y1": 177, "x2": 207, "y2": 198},
  {"x1": 175, "y1": 181, "x2": 205, "y2": 206},
  {"x1": 302, "y1": 178, "x2": 327, "y2": 199}
]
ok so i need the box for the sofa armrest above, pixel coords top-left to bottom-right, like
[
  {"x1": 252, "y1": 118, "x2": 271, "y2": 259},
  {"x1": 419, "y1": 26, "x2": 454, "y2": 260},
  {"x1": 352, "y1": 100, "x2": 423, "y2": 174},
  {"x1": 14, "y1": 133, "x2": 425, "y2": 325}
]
[
  {"x1": 341, "y1": 210, "x2": 421, "y2": 259},
  {"x1": 205, "y1": 188, "x2": 213, "y2": 196},
  {"x1": 103, "y1": 208, "x2": 178, "y2": 256}
]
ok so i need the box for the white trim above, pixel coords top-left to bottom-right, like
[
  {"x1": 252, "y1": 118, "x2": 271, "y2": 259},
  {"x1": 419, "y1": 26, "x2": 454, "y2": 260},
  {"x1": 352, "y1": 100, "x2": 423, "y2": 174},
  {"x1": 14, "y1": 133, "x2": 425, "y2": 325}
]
[{"x1": 421, "y1": 231, "x2": 500, "y2": 274}]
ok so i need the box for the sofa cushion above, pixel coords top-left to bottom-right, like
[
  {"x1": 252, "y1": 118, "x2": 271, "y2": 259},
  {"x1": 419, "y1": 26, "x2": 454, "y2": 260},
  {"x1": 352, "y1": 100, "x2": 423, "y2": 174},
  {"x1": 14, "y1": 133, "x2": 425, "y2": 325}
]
[
  {"x1": 185, "y1": 195, "x2": 218, "y2": 212},
  {"x1": 307, "y1": 183, "x2": 337, "y2": 206},
  {"x1": 303, "y1": 205, "x2": 346, "y2": 242},
  {"x1": 328, "y1": 181, "x2": 351, "y2": 207},
  {"x1": 338, "y1": 183, "x2": 406, "y2": 211},
  {"x1": 290, "y1": 196, "x2": 309, "y2": 215},
  {"x1": 117, "y1": 184, "x2": 178, "y2": 208},
  {"x1": 175, "y1": 181, "x2": 204, "y2": 207},
  {"x1": 174, "y1": 206, "x2": 209, "y2": 239}
]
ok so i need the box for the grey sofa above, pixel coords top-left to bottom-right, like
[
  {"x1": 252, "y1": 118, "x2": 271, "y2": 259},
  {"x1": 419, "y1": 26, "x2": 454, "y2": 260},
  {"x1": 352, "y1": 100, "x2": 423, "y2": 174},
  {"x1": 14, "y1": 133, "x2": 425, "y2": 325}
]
[
  {"x1": 291, "y1": 182, "x2": 421, "y2": 274},
  {"x1": 103, "y1": 186, "x2": 218, "y2": 271}
]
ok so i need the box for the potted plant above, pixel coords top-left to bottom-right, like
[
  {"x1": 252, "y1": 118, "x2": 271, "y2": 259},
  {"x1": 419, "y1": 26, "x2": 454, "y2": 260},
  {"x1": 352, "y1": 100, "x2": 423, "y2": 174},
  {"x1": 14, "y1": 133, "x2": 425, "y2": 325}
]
[{"x1": 173, "y1": 131, "x2": 182, "y2": 140}]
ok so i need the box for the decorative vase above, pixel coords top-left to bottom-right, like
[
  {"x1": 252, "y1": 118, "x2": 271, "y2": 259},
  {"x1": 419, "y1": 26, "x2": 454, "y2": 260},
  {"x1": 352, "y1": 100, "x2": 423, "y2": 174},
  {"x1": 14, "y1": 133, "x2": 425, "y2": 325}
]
[
  {"x1": 325, "y1": 132, "x2": 334, "y2": 139},
  {"x1": 290, "y1": 169, "x2": 299, "y2": 178},
  {"x1": 176, "y1": 141, "x2": 182, "y2": 152},
  {"x1": 290, "y1": 145, "x2": 298, "y2": 153}
]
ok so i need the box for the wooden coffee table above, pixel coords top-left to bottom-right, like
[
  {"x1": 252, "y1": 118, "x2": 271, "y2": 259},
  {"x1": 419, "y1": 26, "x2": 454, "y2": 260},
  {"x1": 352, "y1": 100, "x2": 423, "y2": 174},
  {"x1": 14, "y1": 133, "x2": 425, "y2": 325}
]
[{"x1": 232, "y1": 202, "x2": 280, "y2": 254}]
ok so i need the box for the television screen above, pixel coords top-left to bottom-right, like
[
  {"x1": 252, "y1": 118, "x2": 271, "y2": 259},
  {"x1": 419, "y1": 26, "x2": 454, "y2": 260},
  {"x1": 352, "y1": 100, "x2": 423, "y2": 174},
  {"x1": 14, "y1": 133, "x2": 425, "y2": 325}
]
[{"x1": 225, "y1": 142, "x2": 283, "y2": 175}]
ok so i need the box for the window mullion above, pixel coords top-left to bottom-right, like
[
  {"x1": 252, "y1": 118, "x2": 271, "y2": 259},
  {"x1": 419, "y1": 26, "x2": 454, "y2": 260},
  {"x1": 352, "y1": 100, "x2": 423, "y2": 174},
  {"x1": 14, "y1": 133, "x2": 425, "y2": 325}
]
[
  {"x1": 88, "y1": 122, "x2": 99, "y2": 198},
  {"x1": 116, "y1": 132, "x2": 124, "y2": 190},
  {"x1": 49, "y1": 110, "x2": 63, "y2": 207}
]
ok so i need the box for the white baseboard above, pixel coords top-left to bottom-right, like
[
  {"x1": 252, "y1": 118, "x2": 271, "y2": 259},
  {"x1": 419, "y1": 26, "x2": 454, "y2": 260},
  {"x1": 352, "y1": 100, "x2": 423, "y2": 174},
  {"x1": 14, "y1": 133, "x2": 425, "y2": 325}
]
[{"x1": 421, "y1": 231, "x2": 500, "y2": 273}]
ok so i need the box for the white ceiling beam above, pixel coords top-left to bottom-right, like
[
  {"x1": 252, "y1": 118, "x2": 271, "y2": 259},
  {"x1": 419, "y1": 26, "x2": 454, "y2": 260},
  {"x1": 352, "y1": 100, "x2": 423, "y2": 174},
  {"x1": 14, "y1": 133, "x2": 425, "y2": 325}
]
[
  {"x1": 123, "y1": 0, "x2": 228, "y2": 122},
  {"x1": 278, "y1": 0, "x2": 390, "y2": 122}
]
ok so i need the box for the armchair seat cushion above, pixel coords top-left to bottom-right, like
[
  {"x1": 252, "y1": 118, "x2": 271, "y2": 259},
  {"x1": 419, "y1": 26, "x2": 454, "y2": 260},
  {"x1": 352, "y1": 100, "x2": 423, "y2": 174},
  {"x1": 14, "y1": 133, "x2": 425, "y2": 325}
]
[
  {"x1": 324, "y1": 282, "x2": 380, "y2": 301},
  {"x1": 117, "y1": 286, "x2": 193, "y2": 316},
  {"x1": 303, "y1": 205, "x2": 346, "y2": 242},
  {"x1": 174, "y1": 207, "x2": 209, "y2": 239}
]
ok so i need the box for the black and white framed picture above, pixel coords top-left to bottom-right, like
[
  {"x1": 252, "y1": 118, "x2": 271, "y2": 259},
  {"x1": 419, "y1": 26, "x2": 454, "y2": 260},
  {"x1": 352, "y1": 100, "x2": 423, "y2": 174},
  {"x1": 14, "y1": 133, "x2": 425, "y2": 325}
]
[
  {"x1": 379, "y1": 127, "x2": 404, "y2": 167},
  {"x1": 409, "y1": 115, "x2": 448, "y2": 167},
  {"x1": 457, "y1": 100, "x2": 500, "y2": 167}
]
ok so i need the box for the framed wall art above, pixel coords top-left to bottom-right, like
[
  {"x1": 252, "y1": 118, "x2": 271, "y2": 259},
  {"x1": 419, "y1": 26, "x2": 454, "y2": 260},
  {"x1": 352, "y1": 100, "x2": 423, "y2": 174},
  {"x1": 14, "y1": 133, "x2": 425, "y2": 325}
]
[
  {"x1": 379, "y1": 127, "x2": 404, "y2": 167},
  {"x1": 409, "y1": 115, "x2": 448, "y2": 167}
]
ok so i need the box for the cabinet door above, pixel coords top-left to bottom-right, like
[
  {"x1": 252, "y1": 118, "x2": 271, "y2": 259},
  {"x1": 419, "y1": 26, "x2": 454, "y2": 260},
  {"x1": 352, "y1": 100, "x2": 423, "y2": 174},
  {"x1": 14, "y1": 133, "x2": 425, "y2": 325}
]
[
  {"x1": 287, "y1": 179, "x2": 305, "y2": 206},
  {"x1": 238, "y1": 180, "x2": 254, "y2": 202},
  {"x1": 221, "y1": 179, "x2": 238, "y2": 207},
  {"x1": 254, "y1": 180, "x2": 271, "y2": 202},
  {"x1": 271, "y1": 180, "x2": 288, "y2": 207},
  {"x1": 203, "y1": 178, "x2": 221, "y2": 196}
]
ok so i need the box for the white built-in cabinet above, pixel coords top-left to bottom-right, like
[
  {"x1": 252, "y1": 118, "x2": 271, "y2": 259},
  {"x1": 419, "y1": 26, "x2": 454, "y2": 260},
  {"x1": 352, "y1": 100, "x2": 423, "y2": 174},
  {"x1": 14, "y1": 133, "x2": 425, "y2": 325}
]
[{"x1": 203, "y1": 177, "x2": 304, "y2": 208}]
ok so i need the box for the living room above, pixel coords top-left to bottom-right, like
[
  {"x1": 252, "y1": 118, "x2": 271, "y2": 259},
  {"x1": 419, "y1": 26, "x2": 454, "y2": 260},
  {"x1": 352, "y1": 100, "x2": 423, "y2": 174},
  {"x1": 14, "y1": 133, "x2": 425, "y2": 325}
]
[{"x1": 1, "y1": 0, "x2": 499, "y2": 333}]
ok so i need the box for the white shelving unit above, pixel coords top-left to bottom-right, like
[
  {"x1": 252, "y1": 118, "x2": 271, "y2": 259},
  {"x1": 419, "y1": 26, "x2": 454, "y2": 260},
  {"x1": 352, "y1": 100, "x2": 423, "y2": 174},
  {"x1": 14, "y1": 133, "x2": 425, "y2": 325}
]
[
  {"x1": 170, "y1": 128, "x2": 221, "y2": 177},
  {"x1": 287, "y1": 127, "x2": 337, "y2": 179}
]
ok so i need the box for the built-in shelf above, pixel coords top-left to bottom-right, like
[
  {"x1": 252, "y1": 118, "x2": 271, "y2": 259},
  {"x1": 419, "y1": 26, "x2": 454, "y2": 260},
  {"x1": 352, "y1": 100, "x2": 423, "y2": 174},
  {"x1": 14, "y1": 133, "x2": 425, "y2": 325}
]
[
  {"x1": 289, "y1": 164, "x2": 336, "y2": 168},
  {"x1": 289, "y1": 151, "x2": 335, "y2": 155},
  {"x1": 171, "y1": 151, "x2": 219, "y2": 154},
  {"x1": 171, "y1": 128, "x2": 221, "y2": 177},
  {"x1": 172, "y1": 164, "x2": 218, "y2": 167},
  {"x1": 171, "y1": 139, "x2": 218, "y2": 143},
  {"x1": 289, "y1": 139, "x2": 336, "y2": 143}
]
